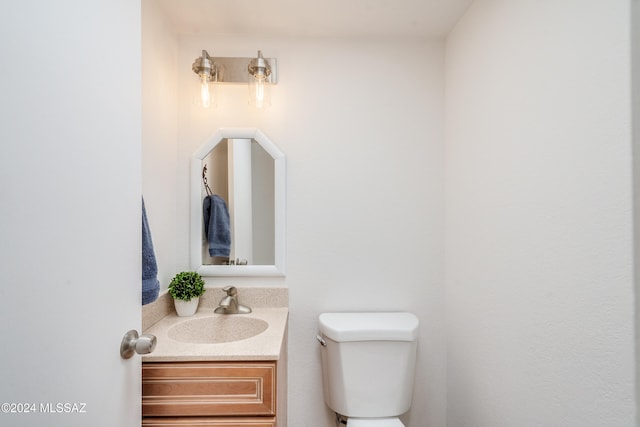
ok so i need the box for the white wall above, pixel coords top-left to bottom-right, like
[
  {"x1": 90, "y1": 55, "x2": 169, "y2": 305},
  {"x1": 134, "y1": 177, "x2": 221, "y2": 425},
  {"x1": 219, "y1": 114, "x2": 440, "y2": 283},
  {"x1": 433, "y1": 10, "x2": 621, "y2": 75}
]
[
  {"x1": 445, "y1": 1, "x2": 635, "y2": 426},
  {"x1": 141, "y1": 28, "x2": 447, "y2": 425},
  {"x1": 178, "y1": 35, "x2": 447, "y2": 427},
  {"x1": 142, "y1": 0, "x2": 179, "y2": 289}
]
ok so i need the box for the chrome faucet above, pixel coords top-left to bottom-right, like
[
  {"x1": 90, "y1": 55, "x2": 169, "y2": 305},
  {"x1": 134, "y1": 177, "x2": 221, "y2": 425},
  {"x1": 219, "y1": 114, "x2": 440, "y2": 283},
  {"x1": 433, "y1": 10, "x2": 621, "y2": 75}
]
[{"x1": 214, "y1": 286, "x2": 252, "y2": 314}]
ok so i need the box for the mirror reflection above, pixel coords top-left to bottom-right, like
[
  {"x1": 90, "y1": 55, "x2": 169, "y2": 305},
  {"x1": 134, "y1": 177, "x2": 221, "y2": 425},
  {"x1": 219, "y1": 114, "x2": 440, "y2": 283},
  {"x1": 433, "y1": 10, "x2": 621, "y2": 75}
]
[
  {"x1": 190, "y1": 128, "x2": 286, "y2": 277},
  {"x1": 201, "y1": 139, "x2": 274, "y2": 266}
]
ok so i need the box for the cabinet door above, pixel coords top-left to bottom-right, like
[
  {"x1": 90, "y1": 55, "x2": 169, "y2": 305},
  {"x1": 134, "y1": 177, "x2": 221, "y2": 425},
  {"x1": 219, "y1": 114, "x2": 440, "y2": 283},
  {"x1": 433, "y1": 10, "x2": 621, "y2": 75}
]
[
  {"x1": 143, "y1": 362, "x2": 276, "y2": 417},
  {"x1": 142, "y1": 417, "x2": 276, "y2": 426}
]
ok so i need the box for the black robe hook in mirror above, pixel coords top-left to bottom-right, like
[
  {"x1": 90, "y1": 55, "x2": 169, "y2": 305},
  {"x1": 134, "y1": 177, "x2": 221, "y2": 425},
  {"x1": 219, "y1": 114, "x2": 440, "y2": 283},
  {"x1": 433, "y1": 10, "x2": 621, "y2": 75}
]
[{"x1": 202, "y1": 165, "x2": 213, "y2": 196}]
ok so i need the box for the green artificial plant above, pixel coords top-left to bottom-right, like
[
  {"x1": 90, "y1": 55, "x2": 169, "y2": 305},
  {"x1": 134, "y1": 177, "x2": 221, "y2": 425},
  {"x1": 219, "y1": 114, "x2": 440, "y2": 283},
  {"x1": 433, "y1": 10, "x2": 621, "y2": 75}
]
[{"x1": 168, "y1": 271, "x2": 205, "y2": 301}]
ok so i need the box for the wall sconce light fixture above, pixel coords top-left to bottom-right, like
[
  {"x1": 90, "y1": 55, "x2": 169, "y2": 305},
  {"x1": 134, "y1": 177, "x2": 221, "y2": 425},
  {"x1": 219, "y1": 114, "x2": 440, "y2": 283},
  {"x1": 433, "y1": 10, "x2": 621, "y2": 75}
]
[
  {"x1": 192, "y1": 50, "x2": 217, "y2": 108},
  {"x1": 248, "y1": 51, "x2": 271, "y2": 109},
  {"x1": 192, "y1": 50, "x2": 278, "y2": 109}
]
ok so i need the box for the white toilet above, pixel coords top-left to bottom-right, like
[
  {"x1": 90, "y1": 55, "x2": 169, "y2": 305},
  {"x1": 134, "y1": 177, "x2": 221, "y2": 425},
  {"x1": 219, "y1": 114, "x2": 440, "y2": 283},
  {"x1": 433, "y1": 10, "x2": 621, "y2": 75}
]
[{"x1": 317, "y1": 312, "x2": 419, "y2": 427}]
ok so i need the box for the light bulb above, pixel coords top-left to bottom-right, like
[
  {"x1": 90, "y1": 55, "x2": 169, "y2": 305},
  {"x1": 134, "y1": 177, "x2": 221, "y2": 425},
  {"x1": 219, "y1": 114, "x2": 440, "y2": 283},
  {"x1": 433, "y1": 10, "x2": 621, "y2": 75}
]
[
  {"x1": 249, "y1": 73, "x2": 270, "y2": 109},
  {"x1": 248, "y1": 51, "x2": 271, "y2": 109},
  {"x1": 200, "y1": 74, "x2": 211, "y2": 108},
  {"x1": 254, "y1": 75, "x2": 266, "y2": 108}
]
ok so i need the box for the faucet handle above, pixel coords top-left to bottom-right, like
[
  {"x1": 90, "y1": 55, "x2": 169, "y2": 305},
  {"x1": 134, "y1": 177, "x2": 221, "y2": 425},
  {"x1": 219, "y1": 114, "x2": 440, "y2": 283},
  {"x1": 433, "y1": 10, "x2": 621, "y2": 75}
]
[{"x1": 223, "y1": 286, "x2": 237, "y2": 296}]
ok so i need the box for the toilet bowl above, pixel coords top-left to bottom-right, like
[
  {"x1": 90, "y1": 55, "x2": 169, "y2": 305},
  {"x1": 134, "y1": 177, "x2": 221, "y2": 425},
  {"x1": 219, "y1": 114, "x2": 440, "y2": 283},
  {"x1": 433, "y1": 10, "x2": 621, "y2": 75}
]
[{"x1": 317, "y1": 312, "x2": 419, "y2": 427}]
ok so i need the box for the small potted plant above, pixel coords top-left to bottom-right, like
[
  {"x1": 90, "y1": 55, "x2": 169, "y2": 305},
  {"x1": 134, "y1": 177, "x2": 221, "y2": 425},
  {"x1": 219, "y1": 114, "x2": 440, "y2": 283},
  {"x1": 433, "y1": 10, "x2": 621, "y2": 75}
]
[{"x1": 168, "y1": 271, "x2": 206, "y2": 317}]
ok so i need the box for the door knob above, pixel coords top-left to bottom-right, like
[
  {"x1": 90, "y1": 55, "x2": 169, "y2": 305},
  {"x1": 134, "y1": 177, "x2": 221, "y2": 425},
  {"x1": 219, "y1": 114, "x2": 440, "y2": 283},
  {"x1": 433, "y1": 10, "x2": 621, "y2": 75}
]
[{"x1": 120, "y1": 330, "x2": 157, "y2": 359}]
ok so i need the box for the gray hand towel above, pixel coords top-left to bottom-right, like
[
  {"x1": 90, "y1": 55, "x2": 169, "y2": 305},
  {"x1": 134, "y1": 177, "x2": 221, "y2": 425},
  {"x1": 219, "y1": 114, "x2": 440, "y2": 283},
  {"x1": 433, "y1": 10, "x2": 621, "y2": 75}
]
[
  {"x1": 203, "y1": 195, "x2": 231, "y2": 257},
  {"x1": 142, "y1": 197, "x2": 160, "y2": 305}
]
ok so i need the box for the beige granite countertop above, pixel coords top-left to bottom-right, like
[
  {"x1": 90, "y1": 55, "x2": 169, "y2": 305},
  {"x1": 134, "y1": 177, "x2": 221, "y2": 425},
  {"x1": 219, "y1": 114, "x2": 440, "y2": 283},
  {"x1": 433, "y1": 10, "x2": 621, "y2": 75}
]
[{"x1": 142, "y1": 307, "x2": 288, "y2": 362}]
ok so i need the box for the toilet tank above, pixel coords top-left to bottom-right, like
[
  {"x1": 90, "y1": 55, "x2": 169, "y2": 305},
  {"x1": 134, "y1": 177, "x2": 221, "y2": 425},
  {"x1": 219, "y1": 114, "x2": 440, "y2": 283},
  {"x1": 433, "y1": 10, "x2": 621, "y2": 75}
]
[{"x1": 318, "y1": 312, "x2": 419, "y2": 418}]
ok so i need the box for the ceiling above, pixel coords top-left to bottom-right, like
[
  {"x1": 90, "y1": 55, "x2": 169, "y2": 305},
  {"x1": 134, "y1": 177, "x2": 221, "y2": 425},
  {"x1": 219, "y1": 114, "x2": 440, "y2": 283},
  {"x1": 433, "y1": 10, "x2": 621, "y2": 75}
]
[{"x1": 154, "y1": 0, "x2": 473, "y2": 39}]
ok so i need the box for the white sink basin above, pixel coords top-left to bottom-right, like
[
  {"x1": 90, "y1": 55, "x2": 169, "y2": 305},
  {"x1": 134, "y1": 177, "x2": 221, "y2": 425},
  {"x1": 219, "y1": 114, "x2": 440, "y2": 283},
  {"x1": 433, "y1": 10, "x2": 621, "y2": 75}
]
[{"x1": 168, "y1": 316, "x2": 269, "y2": 344}]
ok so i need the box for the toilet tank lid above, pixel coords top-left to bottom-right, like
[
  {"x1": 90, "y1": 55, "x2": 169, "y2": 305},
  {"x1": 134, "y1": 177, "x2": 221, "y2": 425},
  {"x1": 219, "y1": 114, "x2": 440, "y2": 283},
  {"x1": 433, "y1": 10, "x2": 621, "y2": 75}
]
[{"x1": 318, "y1": 312, "x2": 419, "y2": 342}]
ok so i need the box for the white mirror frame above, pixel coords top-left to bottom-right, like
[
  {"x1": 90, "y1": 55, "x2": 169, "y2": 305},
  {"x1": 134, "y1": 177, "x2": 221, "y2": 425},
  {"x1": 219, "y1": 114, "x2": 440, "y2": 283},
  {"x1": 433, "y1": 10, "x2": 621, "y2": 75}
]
[{"x1": 190, "y1": 128, "x2": 286, "y2": 276}]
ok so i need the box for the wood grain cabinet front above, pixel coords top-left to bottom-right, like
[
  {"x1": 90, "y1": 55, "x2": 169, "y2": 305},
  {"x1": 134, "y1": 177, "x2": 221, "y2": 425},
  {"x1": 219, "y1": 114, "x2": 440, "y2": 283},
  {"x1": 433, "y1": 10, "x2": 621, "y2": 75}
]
[
  {"x1": 142, "y1": 417, "x2": 275, "y2": 427},
  {"x1": 142, "y1": 361, "x2": 277, "y2": 425}
]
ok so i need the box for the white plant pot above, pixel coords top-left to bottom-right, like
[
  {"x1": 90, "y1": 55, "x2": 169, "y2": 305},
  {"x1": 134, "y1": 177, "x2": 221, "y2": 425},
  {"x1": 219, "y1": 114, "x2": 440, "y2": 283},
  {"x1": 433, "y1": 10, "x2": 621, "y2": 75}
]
[{"x1": 174, "y1": 297, "x2": 200, "y2": 317}]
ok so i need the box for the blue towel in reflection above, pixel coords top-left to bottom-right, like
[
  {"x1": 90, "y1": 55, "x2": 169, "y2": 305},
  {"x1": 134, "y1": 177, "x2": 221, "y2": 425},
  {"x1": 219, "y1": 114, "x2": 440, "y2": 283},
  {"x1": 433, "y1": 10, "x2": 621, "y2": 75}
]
[
  {"x1": 142, "y1": 197, "x2": 159, "y2": 305},
  {"x1": 203, "y1": 195, "x2": 231, "y2": 257}
]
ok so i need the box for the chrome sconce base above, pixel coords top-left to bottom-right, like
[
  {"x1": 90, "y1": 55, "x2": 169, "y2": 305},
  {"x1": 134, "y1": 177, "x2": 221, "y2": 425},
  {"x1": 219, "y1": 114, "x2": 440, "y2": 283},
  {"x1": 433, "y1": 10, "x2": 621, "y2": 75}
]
[{"x1": 192, "y1": 50, "x2": 278, "y2": 85}]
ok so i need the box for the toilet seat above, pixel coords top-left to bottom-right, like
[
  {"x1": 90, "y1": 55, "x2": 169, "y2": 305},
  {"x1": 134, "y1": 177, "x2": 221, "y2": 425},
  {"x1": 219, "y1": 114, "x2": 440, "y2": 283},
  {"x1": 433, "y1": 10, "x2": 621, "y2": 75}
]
[{"x1": 347, "y1": 417, "x2": 405, "y2": 427}]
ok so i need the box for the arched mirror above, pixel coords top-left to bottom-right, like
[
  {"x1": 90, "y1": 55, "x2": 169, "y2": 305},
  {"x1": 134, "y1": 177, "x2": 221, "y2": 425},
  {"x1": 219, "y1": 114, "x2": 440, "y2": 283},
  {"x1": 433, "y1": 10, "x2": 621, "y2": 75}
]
[{"x1": 190, "y1": 128, "x2": 286, "y2": 276}]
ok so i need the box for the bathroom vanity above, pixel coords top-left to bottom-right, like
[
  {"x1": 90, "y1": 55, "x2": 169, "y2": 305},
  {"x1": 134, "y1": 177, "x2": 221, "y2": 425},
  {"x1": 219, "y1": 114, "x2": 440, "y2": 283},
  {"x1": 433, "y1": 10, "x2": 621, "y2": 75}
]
[
  {"x1": 141, "y1": 290, "x2": 288, "y2": 427},
  {"x1": 142, "y1": 361, "x2": 280, "y2": 426}
]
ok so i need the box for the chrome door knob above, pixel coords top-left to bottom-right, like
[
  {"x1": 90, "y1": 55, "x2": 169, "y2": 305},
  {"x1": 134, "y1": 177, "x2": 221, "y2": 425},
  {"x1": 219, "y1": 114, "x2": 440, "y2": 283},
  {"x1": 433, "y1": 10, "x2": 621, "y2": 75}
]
[{"x1": 120, "y1": 330, "x2": 157, "y2": 359}]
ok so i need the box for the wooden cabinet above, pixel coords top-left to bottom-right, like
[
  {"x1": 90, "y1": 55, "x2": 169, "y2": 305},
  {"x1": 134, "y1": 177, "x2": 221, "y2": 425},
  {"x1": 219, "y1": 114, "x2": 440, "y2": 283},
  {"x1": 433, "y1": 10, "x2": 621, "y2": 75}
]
[
  {"x1": 142, "y1": 361, "x2": 282, "y2": 427},
  {"x1": 142, "y1": 417, "x2": 275, "y2": 426}
]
